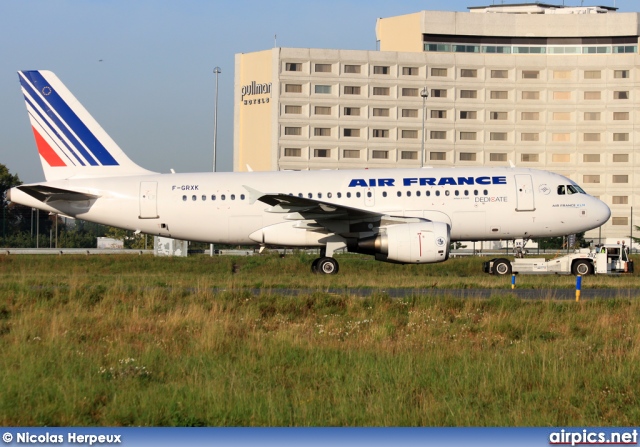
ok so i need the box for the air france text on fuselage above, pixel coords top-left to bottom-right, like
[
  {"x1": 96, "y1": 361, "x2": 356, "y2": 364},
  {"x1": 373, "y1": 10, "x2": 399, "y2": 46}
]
[{"x1": 348, "y1": 176, "x2": 507, "y2": 188}]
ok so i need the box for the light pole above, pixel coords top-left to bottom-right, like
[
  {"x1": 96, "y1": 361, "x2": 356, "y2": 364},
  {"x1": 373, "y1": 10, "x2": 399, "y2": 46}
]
[
  {"x1": 213, "y1": 67, "x2": 221, "y2": 172},
  {"x1": 211, "y1": 67, "x2": 221, "y2": 257},
  {"x1": 420, "y1": 87, "x2": 428, "y2": 168}
]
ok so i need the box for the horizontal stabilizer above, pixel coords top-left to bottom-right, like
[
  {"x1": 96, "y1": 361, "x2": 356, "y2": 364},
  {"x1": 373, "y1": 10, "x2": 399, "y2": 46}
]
[{"x1": 17, "y1": 185, "x2": 99, "y2": 203}]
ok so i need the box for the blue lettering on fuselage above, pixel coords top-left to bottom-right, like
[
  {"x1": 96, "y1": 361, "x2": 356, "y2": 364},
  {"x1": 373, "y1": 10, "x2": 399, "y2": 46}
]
[{"x1": 350, "y1": 176, "x2": 508, "y2": 187}]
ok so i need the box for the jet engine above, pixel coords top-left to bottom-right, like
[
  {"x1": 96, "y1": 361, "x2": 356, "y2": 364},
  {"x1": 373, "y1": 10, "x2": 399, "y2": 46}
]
[{"x1": 353, "y1": 220, "x2": 450, "y2": 264}]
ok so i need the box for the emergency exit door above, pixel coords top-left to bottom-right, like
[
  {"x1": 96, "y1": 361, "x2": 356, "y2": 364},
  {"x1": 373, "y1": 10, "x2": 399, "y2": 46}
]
[{"x1": 139, "y1": 181, "x2": 159, "y2": 219}]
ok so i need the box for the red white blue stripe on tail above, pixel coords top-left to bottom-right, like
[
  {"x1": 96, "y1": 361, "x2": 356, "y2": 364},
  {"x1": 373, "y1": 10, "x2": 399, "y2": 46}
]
[{"x1": 19, "y1": 70, "x2": 152, "y2": 181}]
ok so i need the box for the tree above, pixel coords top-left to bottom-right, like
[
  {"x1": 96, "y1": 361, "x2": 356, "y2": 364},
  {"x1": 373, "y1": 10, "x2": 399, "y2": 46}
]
[{"x1": 1, "y1": 163, "x2": 23, "y2": 244}]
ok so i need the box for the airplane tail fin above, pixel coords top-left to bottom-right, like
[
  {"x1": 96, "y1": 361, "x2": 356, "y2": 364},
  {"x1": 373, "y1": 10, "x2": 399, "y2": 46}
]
[{"x1": 18, "y1": 70, "x2": 154, "y2": 181}]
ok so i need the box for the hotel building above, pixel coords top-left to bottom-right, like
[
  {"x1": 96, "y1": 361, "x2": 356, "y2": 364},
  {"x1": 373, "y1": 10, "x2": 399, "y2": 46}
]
[{"x1": 234, "y1": 3, "x2": 639, "y2": 241}]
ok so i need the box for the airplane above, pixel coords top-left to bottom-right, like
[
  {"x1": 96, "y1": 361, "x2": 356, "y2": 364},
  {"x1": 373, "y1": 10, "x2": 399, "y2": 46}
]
[{"x1": 8, "y1": 70, "x2": 611, "y2": 274}]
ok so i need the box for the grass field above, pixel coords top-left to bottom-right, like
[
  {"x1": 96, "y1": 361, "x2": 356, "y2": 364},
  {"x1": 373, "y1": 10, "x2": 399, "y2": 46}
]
[{"x1": 1, "y1": 253, "x2": 639, "y2": 426}]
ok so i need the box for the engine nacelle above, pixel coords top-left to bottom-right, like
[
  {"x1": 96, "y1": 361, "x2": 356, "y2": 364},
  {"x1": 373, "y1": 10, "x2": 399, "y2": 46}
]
[{"x1": 354, "y1": 220, "x2": 450, "y2": 264}]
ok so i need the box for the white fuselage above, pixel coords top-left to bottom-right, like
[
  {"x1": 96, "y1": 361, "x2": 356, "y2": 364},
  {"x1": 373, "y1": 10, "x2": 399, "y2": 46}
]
[{"x1": 10, "y1": 166, "x2": 610, "y2": 246}]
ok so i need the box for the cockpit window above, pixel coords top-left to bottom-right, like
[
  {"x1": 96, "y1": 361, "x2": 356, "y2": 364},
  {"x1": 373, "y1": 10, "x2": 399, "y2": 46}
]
[
  {"x1": 567, "y1": 185, "x2": 578, "y2": 194},
  {"x1": 573, "y1": 185, "x2": 585, "y2": 194},
  {"x1": 557, "y1": 185, "x2": 565, "y2": 195}
]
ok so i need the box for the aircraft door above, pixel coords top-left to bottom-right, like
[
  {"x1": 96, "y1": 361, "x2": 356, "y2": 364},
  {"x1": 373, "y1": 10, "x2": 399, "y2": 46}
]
[
  {"x1": 514, "y1": 174, "x2": 535, "y2": 211},
  {"x1": 139, "y1": 181, "x2": 159, "y2": 219},
  {"x1": 365, "y1": 188, "x2": 375, "y2": 207}
]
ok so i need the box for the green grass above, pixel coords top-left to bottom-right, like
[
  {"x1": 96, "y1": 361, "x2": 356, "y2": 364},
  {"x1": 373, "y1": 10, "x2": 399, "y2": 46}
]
[{"x1": 0, "y1": 254, "x2": 639, "y2": 426}]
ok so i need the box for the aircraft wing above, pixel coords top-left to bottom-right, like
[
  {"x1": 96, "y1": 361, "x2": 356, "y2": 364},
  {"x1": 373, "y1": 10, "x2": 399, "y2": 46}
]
[{"x1": 17, "y1": 185, "x2": 99, "y2": 203}]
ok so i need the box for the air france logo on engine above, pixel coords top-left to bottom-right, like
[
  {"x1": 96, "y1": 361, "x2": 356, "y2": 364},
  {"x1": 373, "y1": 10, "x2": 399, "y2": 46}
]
[{"x1": 348, "y1": 176, "x2": 507, "y2": 187}]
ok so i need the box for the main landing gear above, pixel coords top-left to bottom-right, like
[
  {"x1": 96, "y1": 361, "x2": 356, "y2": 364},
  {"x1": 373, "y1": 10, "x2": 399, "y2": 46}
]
[{"x1": 311, "y1": 239, "x2": 346, "y2": 274}]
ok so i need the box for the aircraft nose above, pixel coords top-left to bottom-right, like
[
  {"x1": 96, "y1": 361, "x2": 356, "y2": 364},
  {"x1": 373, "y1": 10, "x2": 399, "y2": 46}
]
[{"x1": 592, "y1": 197, "x2": 611, "y2": 225}]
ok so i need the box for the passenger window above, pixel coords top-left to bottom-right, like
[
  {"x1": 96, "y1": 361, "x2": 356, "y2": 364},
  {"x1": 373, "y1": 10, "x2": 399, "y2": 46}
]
[
  {"x1": 298, "y1": 193, "x2": 303, "y2": 197},
  {"x1": 356, "y1": 192, "x2": 361, "y2": 198},
  {"x1": 558, "y1": 185, "x2": 565, "y2": 195},
  {"x1": 483, "y1": 190, "x2": 488, "y2": 195},
  {"x1": 182, "y1": 195, "x2": 187, "y2": 201},
  {"x1": 416, "y1": 191, "x2": 421, "y2": 197},
  {"x1": 202, "y1": 195, "x2": 206, "y2": 201},
  {"x1": 318, "y1": 193, "x2": 322, "y2": 199},
  {"x1": 231, "y1": 194, "x2": 235, "y2": 200},
  {"x1": 426, "y1": 191, "x2": 431, "y2": 197},
  {"x1": 241, "y1": 194, "x2": 245, "y2": 200},
  {"x1": 455, "y1": 190, "x2": 459, "y2": 196},
  {"x1": 192, "y1": 195, "x2": 197, "y2": 201},
  {"x1": 337, "y1": 192, "x2": 342, "y2": 198},
  {"x1": 308, "y1": 193, "x2": 313, "y2": 198},
  {"x1": 464, "y1": 190, "x2": 469, "y2": 196},
  {"x1": 445, "y1": 190, "x2": 450, "y2": 196},
  {"x1": 367, "y1": 191, "x2": 372, "y2": 198},
  {"x1": 474, "y1": 190, "x2": 478, "y2": 196},
  {"x1": 347, "y1": 192, "x2": 351, "y2": 198},
  {"x1": 327, "y1": 192, "x2": 332, "y2": 198},
  {"x1": 212, "y1": 195, "x2": 216, "y2": 200},
  {"x1": 221, "y1": 195, "x2": 226, "y2": 200},
  {"x1": 407, "y1": 191, "x2": 411, "y2": 197},
  {"x1": 382, "y1": 191, "x2": 387, "y2": 197},
  {"x1": 397, "y1": 191, "x2": 402, "y2": 197},
  {"x1": 435, "y1": 191, "x2": 440, "y2": 197}
]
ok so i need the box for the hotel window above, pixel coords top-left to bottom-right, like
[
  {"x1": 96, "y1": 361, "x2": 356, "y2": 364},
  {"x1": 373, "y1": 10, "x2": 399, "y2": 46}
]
[
  {"x1": 583, "y1": 133, "x2": 601, "y2": 142},
  {"x1": 372, "y1": 129, "x2": 389, "y2": 138},
  {"x1": 402, "y1": 130, "x2": 418, "y2": 139},
  {"x1": 431, "y1": 110, "x2": 446, "y2": 119},
  {"x1": 401, "y1": 151, "x2": 418, "y2": 160},
  {"x1": 490, "y1": 91, "x2": 508, "y2": 100},
  {"x1": 284, "y1": 148, "x2": 301, "y2": 157},
  {"x1": 314, "y1": 64, "x2": 332, "y2": 73},
  {"x1": 614, "y1": 70, "x2": 629, "y2": 79},
  {"x1": 402, "y1": 88, "x2": 419, "y2": 97},
  {"x1": 612, "y1": 196, "x2": 629, "y2": 205},
  {"x1": 314, "y1": 149, "x2": 330, "y2": 158},
  {"x1": 461, "y1": 69, "x2": 477, "y2": 78},
  {"x1": 284, "y1": 105, "x2": 301, "y2": 114},
  {"x1": 553, "y1": 70, "x2": 571, "y2": 80},
  {"x1": 521, "y1": 112, "x2": 539, "y2": 120},
  {"x1": 315, "y1": 85, "x2": 331, "y2": 94},
  {"x1": 583, "y1": 175, "x2": 600, "y2": 183},
  {"x1": 521, "y1": 133, "x2": 539, "y2": 141},
  {"x1": 490, "y1": 111, "x2": 507, "y2": 120},
  {"x1": 459, "y1": 152, "x2": 476, "y2": 161},
  {"x1": 372, "y1": 108, "x2": 389, "y2": 117},
  {"x1": 314, "y1": 128, "x2": 331, "y2": 137},
  {"x1": 583, "y1": 154, "x2": 600, "y2": 162},
  {"x1": 402, "y1": 67, "x2": 418, "y2": 76},
  {"x1": 491, "y1": 70, "x2": 508, "y2": 79},
  {"x1": 521, "y1": 154, "x2": 539, "y2": 162},
  {"x1": 343, "y1": 128, "x2": 360, "y2": 137},
  {"x1": 584, "y1": 70, "x2": 601, "y2": 79},
  {"x1": 552, "y1": 154, "x2": 570, "y2": 163},
  {"x1": 372, "y1": 150, "x2": 389, "y2": 159},
  {"x1": 490, "y1": 153, "x2": 507, "y2": 162},
  {"x1": 430, "y1": 131, "x2": 446, "y2": 140},
  {"x1": 430, "y1": 152, "x2": 446, "y2": 161},
  {"x1": 285, "y1": 84, "x2": 302, "y2": 93},
  {"x1": 614, "y1": 91, "x2": 629, "y2": 100},
  {"x1": 373, "y1": 66, "x2": 390, "y2": 75},
  {"x1": 284, "y1": 127, "x2": 301, "y2": 136},
  {"x1": 314, "y1": 106, "x2": 331, "y2": 115},
  {"x1": 584, "y1": 112, "x2": 600, "y2": 121},
  {"x1": 372, "y1": 87, "x2": 390, "y2": 96},
  {"x1": 613, "y1": 112, "x2": 629, "y2": 120},
  {"x1": 343, "y1": 86, "x2": 361, "y2": 95},
  {"x1": 344, "y1": 64, "x2": 361, "y2": 74},
  {"x1": 584, "y1": 91, "x2": 601, "y2": 100},
  {"x1": 612, "y1": 175, "x2": 629, "y2": 184},
  {"x1": 522, "y1": 70, "x2": 539, "y2": 79},
  {"x1": 459, "y1": 132, "x2": 476, "y2": 141},
  {"x1": 285, "y1": 62, "x2": 301, "y2": 72},
  {"x1": 613, "y1": 154, "x2": 629, "y2": 162},
  {"x1": 553, "y1": 112, "x2": 571, "y2": 121},
  {"x1": 521, "y1": 91, "x2": 540, "y2": 100},
  {"x1": 431, "y1": 89, "x2": 447, "y2": 98},
  {"x1": 343, "y1": 149, "x2": 360, "y2": 159},
  {"x1": 490, "y1": 132, "x2": 507, "y2": 141},
  {"x1": 460, "y1": 111, "x2": 477, "y2": 119},
  {"x1": 552, "y1": 133, "x2": 570, "y2": 142},
  {"x1": 553, "y1": 91, "x2": 571, "y2": 100},
  {"x1": 402, "y1": 109, "x2": 418, "y2": 118},
  {"x1": 612, "y1": 217, "x2": 629, "y2": 226},
  {"x1": 343, "y1": 107, "x2": 360, "y2": 116},
  {"x1": 613, "y1": 133, "x2": 629, "y2": 142},
  {"x1": 431, "y1": 68, "x2": 447, "y2": 76},
  {"x1": 460, "y1": 90, "x2": 477, "y2": 99}
]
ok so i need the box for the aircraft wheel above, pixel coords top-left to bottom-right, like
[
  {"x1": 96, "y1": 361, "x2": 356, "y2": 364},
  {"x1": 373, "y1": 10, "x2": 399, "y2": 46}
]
[
  {"x1": 316, "y1": 257, "x2": 339, "y2": 275},
  {"x1": 492, "y1": 258, "x2": 512, "y2": 276},
  {"x1": 311, "y1": 258, "x2": 321, "y2": 273},
  {"x1": 572, "y1": 260, "x2": 593, "y2": 276}
]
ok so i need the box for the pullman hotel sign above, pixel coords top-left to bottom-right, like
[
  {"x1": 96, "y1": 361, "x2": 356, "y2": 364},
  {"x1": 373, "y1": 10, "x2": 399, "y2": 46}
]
[{"x1": 241, "y1": 81, "x2": 272, "y2": 105}]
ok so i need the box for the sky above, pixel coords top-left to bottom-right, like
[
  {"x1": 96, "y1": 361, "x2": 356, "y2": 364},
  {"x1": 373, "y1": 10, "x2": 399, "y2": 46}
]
[{"x1": 0, "y1": 0, "x2": 634, "y2": 183}]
